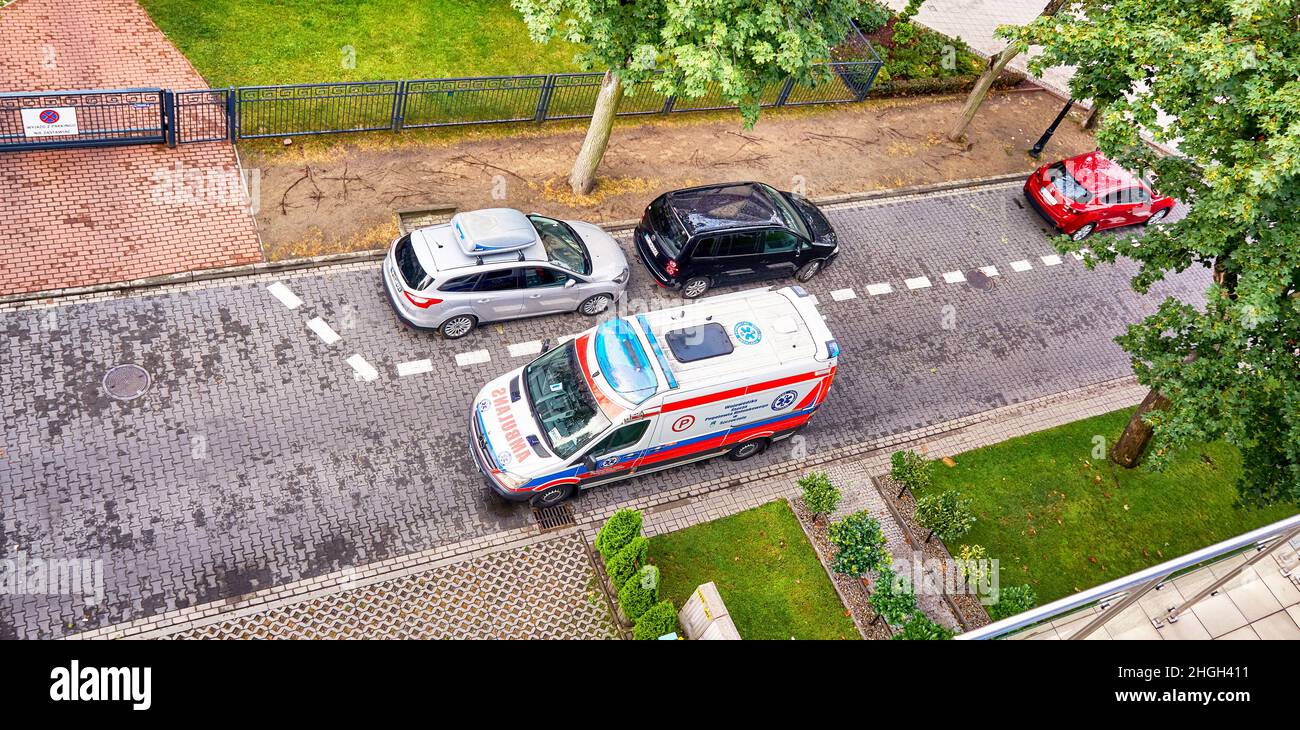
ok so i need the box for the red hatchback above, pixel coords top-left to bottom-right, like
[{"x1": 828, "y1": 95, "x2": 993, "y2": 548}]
[{"x1": 1024, "y1": 151, "x2": 1176, "y2": 241}]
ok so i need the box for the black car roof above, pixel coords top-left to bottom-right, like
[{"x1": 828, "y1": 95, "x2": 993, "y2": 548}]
[{"x1": 664, "y1": 182, "x2": 790, "y2": 237}]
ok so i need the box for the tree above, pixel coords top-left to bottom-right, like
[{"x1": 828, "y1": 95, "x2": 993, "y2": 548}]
[
  {"x1": 945, "y1": 0, "x2": 1068, "y2": 142},
  {"x1": 890, "y1": 613, "x2": 954, "y2": 640},
  {"x1": 956, "y1": 544, "x2": 990, "y2": 586},
  {"x1": 512, "y1": 0, "x2": 862, "y2": 194},
  {"x1": 797, "y1": 472, "x2": 841, "y2": 522},
  {"x1": 1004, "y1": 1, "x2": 1300, "y2": 508},
  {"x1": 889, "y1": 449, "x2": 931, "y2": 498},
  {"x1": 594, "y1": 508, "x2": 642, "y2": 560},
  {"x1": 618, "y1": 565, "x2": 660, "y2": 620},
  {"x1": 868, "y1": 566, "x2": 917, "y2": 627},
  {"x1": 633, "y1": 600, "x2": 679, "y2": 639},
  {"x1": 826, "y1": 511, "x2": 891, "y2": 577},
  {"x1": 914, "y1": 490, "x2": 975, "y2": 543}
]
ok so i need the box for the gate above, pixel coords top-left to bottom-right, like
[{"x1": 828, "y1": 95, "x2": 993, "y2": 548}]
[{"x1": 0, "y1": 88, "x2": 167, "y2": 152}]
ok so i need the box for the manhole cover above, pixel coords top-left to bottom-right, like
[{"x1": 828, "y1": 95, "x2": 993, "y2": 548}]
[
  {"x1": 532, "y1": 503, "x2": 576, "y2": 532},
  {"x1": 966, "y1": 269, "x2": 996, "y2": 291},
  {"x1": 103, "y1": 364, "x2": 151, "y2": 401}
]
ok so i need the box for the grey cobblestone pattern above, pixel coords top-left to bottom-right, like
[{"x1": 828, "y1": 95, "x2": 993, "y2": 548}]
[
  {"x1": 0, "y1": 179, "x2": 1206, "y2": 638},
  {"x1": 166, "y1": 532, "x2": 615, "y2": 640}
]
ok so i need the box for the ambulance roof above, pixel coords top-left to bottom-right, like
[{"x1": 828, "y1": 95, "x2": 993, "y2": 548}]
[{"x1": 635, "y1": 288, "x2": 821, "y2": 391}]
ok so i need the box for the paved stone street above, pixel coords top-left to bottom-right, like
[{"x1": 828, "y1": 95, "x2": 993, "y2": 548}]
[{"x1": 0, "y1": 179, "x2": 1208, "y2": 638}]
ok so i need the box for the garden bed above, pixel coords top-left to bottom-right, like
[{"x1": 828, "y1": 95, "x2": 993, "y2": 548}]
[{"x1": 789, "y1": 498, "x2": 892, "y2": 639}]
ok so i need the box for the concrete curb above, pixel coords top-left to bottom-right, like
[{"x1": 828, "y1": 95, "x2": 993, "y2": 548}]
[{"x1": 1, "y1": 172, "x2": 1031, "y2": 306}]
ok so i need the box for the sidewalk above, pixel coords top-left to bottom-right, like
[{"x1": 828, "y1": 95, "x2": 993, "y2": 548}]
[{"x1": 0, "y1": 0, "x2": 262, "y2": 297}]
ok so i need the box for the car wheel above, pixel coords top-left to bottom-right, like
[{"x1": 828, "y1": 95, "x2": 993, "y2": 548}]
[
  {"x1": 439, "y1": 314, "x2": 476, "y2": 339},
  {"x1": 1070, "y1": 223, "x2": 1096, "y2": 241},
  {"x1": 726, "y1": 438, "x2": 769, "y2": 462},
  {"x1": 795, "y1": 260, "x2": 823, "y2": 283},
  {"x1": 682, "y1": 276, "x2": 711, "y2": 299},
  {"x1": 529, "y1": 484, "x2": 575, "y2": 508},
  {"x1": 579, "y1": 294, "x2": 612, "y2": 316},
  {"x1": 1145, "y1": 208, "x2": 1169, "y2": 226}
]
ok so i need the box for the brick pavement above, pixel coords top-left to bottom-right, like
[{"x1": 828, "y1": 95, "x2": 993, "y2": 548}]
[
  {"x1": 1, "y1": 180, "x2": 1208, "y2": 638},
  {"x1": 0, "y1": 0, "x2": 262, "y2": 296}
]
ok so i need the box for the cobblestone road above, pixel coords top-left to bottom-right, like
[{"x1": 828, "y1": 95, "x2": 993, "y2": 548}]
[{"x1": 0, "y1": 180, "x2": 1208, "y2": 638}]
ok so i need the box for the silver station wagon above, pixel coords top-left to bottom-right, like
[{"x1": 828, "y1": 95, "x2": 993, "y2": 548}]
[{"x1": 383, "y1": 208, "x2": 630, "y2": 338}]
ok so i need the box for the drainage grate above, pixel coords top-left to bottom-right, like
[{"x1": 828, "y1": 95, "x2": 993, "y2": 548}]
[
  {"x1": 533, "y1": 503, "x2": 576, "y2": 532},
  {"x1": 966, "y1": 269, "x2": 996, "y2": 291},
  {"x1": 103, "y1": 364, "x2": 151, "y2": 401}
]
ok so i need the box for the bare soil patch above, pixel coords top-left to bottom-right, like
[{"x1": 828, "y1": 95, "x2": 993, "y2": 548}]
[{"x1": 245, "y1": 89, "x2": 1095, "y2": 261}]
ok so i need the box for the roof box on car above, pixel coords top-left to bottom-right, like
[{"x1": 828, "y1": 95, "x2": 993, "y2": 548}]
[{"x1": 450, "y1": 209, "x2": 538, "y2": 255}]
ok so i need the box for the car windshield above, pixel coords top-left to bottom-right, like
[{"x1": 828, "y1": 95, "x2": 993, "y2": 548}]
[
  {"x1": 529, "y1": 215, "x2": 591, "y2": 275},
  {"x1": 648, "y1": 198, "x2": 686, "y2": 257},
  {"x1": 593, "y1": 319, "x2": 659, "y2": 404},
  {"x1": 523, "y1": 342, "x2": 610, "y2": 460},
  {"x1": 761, "y1": 185, "x2": 810, "y2": 239},
  {"x1": 1047, "y1": 163, "x2": 1094, "y2": 203}
]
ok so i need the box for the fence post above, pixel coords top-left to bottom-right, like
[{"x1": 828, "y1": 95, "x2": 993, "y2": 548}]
[
  {"x1": 226, "y1": 86, "x2": 237, "y2": 142},
  {"x1": 535, "y1": 75, "x2": 556, "y2": 123},
  {"x1": 774, "y1": 77, "x2": 796, "y2": 108},
  {"x1": 391, "y1": 81, "x2": 407, "y2": 132},
  {"x1": 162, "y1": 90, "x2": 177, "y2": 147},
  {"x1": 662, "y1": 95, "x2": 676, "y2": 114}
]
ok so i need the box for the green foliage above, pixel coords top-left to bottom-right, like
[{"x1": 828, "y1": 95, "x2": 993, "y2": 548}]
[
  {"x1": 989, "y1": 584, "x2": 1038, "y2": 622},
  {"x1": 1004, "y1": 1, "x2": 1300, "y2": 508},
  {"x1": 890, "y1": 450, "x2": 931, "y2": 493},
  {"x1": 891, "y1": 613, "x2": 954, "y2": 640},
  {"x1": 915, "y1": 490, "x2": 975, "y2": 543},
  {"x1": 633, "y1": 600, "x2": 678, "y2": 640},
  {"x1": 956, "y1": 544, "x2": 990, "y2": 586},
  {"x1": 868, "y1": 567, "x2": 917, "y2": 627},
  {"x1": 854, "y1": 1, "x2": 892, "y2": 33},
  {"x1": 827, "y1": 511, "x2": 890, "y2": 577},
  {"x1": 618, "y1": 565, "x2": 660, "y2": 621},
  {"x1": 608, "y1": 535, "x2": 649, "y2": 590},
  {"x1": 797, "y1": 471, "x2": 841, "y2": 518},
  {"x1": 511, "y1": 0, "x2": 863, "y2": 127},
  {"x1": 595, "y1": 508, "x2": 642, "y2": 560}
]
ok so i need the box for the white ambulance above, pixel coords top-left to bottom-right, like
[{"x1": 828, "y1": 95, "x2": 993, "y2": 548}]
[{"x1": 469, "y1": 285, "x2": 840, "y2": 506}]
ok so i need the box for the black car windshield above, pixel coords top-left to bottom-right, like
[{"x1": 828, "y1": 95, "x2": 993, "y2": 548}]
[
  {"x1": 529, "y1": 215, "x2": 591, "y2": 275},
  {"x1": 1047, "y1": 163, "x2": 1094, "y2": 203},
  {"x1": 763, "y1": 185, "x2": 812, "y2": 240},
  {"x1": 523, "y1": 342, "x2": 611, "y2": 460}
]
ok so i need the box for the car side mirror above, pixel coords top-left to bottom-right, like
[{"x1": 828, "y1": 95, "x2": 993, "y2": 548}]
[
  {"x1": 564, "y1": 278, "x2": 576, "y2": 288},
  {"x1": 540, "y1": 338, "x2": 552, "y2": 353},
  {"x1": 582, "y1": 455, "x2": 597, "y2": 472}
]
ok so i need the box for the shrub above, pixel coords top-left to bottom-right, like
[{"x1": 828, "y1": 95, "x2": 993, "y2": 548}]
[
  {"x1": 827, "y1": 511, "x2": 890, "y2": 577},
  {"x1": 891, "y1": 613, "x2": 955, "y2": 640},
  {"x1": 868, "y1": 566, "x2": 917, "y2": 627},
  {"x1": 618, "y1": 565, "x2": 660, "y2": 621},
  {"x1": 633, "y1": 600, "x2": 678, "y2": 640},
  {"x1": 989, "y1": 584, "x2": 1038, "y2": 621},
  {"x1": 956, "y1": 544, "x2": 990, "y2": 586},
  {"x1": 595, "y1": 508, "x2": 642, "y2": 560},
  {"x1": 915, "y1": 490, "x2": 975, "y2": 544},
  {"x1": 855, "y1": 1, "x2": 892, "y2": 32},
  {"x1": 605, "y1": 536, "x2": 648, "y2": 590},
  {"x1": 798, "y1": 472, "x2": 841, "y2": 520},
  {"x1": 890, "y1": 449, "x2": 931, "y2": 496}
]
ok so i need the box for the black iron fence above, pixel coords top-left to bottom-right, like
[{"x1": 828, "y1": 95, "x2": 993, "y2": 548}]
[{"x1": 2, "y1": 53, "x2": 882, "y2": 151}]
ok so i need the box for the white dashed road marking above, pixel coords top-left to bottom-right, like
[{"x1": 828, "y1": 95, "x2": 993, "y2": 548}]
[
  {"x1": 942, "y1": 271, "x2": 966, "y2": 284},
  {"x1": 1010, "y1": 260, "x2": 1033, "y2": 272},
  {"x1": 830, "y1": 288, "x2": 856, "y2": 302},
  {"x1": 346, "y1": 355, "x2": 379, "y2": 382},
  {"x1": 979, "y1": 266, "x2": 1000, "y2": 277},
  {"x1": 306, "y1": 318, "x2": 340, "y2": 345},
  {"x1": 1041, "y1": 254, "x2": 1063, "y2": 266},
  {"x1": 866, "y1": 283, "x2": 893, "y2": 296},
  {"x1": 508, "y1": 341, "x2": 543, "y2": 358},
  {"x1": 396, "y1": 359, "x2": 434, "y2": 377},
  {"x1": 904, "y1": 276, "x2": 932, "y2": 290},
  {"x1": 266, "y1": 282, "x2": 303, "y2": 310},
  {"x1": 455, "y1": 350, "x2": 491, "y2": 367}
]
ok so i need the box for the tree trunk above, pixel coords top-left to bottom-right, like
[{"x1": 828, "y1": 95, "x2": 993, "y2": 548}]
[
  {"x1": 1082, "y1": 102, "x2": 1103, "y2": 130},
  {"x1": 1110, "y1": 389, "x2": 1171, "y2": 468},
  {"x1": 568, "y1": 71, "x2": 624, "y2": 196},
  {"x1": 925, "y1": 529, "x2": 934, "y2": 544}
]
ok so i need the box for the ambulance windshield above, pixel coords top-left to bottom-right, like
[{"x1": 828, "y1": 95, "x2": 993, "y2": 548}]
[
  {"x1": 523, "y1": 342, "x2": 611, "y2": 460},
  {"x1": 593, "y1": 319, "x2": 659, "y2": 405}
]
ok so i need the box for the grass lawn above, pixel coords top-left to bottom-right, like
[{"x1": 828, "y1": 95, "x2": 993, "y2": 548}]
[
  {"x1": 648, "y1": 500, "x2": 858, "y2": 640},
  {"x1": 924, "y1": 408, "x2": 1297, "y2": 603},
  {"x1": 141, "y1": 0, "x2": 581, "y2": 86}
]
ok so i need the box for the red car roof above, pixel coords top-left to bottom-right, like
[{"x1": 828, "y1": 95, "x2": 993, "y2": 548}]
[{"x1": 1062, "y1": 151, "x2": 1144, "y2": 194}]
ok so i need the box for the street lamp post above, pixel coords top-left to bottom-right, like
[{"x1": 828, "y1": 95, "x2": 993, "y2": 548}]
[{"x1": 1028, "y1": 98, "x2": 1074, "y2": 159}]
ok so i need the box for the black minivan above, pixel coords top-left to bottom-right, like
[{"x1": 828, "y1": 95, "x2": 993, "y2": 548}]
[{"x1": 634, "y1": 182, "x2": 840, "y2": 298}]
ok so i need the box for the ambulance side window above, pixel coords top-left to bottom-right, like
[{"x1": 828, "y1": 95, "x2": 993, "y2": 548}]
[{"x1": 592, "y1": 421, "x2": 650, "y2": 456}]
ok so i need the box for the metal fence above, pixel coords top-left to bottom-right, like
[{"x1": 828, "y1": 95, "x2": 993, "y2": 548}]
[{"x1": 0, "y1": 88, "x2": 166, "y2": 152}]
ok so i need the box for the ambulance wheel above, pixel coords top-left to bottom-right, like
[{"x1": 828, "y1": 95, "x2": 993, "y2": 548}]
[
  {"x1": 682, "y1": 276, "x2": 711, "y2": 299},
  {"x1": 530, "y1": 484, "x2": 575, "y2": 508},
  {"x1": 727, "y1": 438, "x2": 769, "y2": 461}
]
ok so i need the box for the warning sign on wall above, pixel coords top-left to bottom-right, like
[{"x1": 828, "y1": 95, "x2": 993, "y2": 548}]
[{"x1": 21, "y1": 107, "x2": 79, "y2": 138}]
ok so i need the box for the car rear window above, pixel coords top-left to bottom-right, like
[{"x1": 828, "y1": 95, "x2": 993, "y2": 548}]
[
  {"x1": 648, "y1": 198, "x2": 687, "y2": 257},
  {"x1": 1047, "y1": 163, "x2": 1094, "y2": 203},
  {"x1": 394, "y1": 234, "x2": 430, "y2": 288}
]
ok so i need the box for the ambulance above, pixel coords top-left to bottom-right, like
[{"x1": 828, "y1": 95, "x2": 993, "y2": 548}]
[{"x1": 468, "y1": 285, "x2": 839, "y2": 507}]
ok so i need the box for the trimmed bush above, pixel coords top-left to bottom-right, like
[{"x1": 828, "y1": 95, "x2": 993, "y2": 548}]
[
  {"x1": 956, "y1": 544, "x2": 990, "y2": 586},
  {"x1": 989, "y1": 584, "x2": 1038, "y2": 621},
  {"x1": 798, "y1": 471, "x2": 841, "y2": 520},
  {"x1": 915, "y1": 489, "x2": 975, "y2": 544},
  {"x1": 868, "y1": 566, "x2": 917, "y2": 627},
  {"x1": 605, "y1": 536, "x2": 648, "y2": 590},
  {"x1": 890, "y1": 449, "x2": 931, "y2": 496},
  {"x1": 891, "y1": 613, "x2": 955, "y2": 640},
  {"x1": 618, "y1": 565, "x2": 660, "y2": 621},
  {"x1": 827, "y1": 511, "x2": 890, "y2": 577},
  {"x1": 594, "y1": 508, "x2": 643, "y2": 560},
  {"x1": 633, "y1": 600, "x2": 678, "y2": 640}
]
